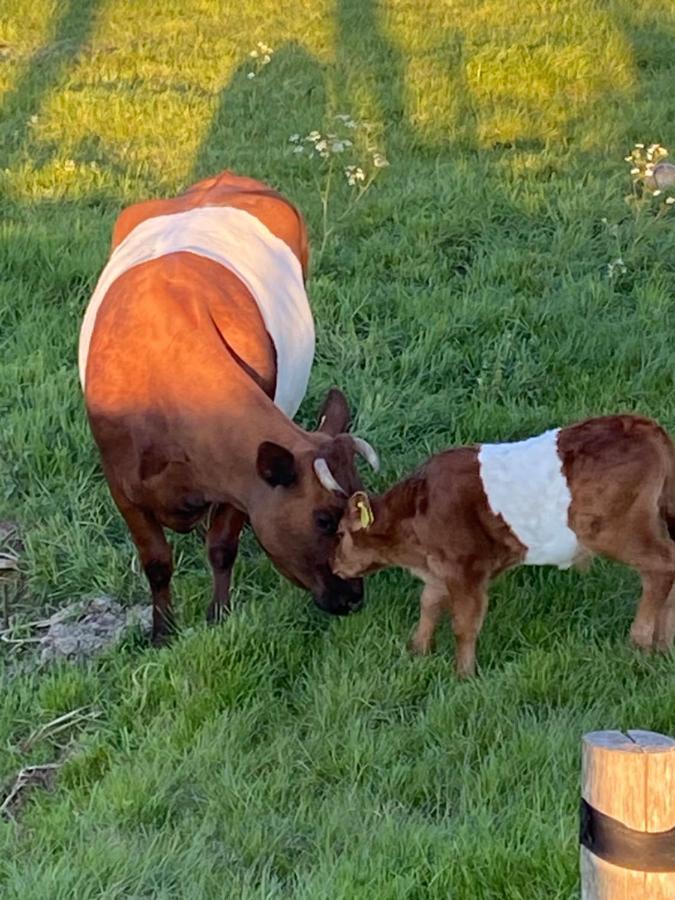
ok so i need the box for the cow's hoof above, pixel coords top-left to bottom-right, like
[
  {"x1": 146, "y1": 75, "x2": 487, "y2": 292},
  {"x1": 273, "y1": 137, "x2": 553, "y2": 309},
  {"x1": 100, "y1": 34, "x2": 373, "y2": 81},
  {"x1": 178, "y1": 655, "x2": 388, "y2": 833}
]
[
  {"x1": 151, "y1": 628, "x2": 175, "y2": 648},
  {"x1": 206, "y1": 603, "x2": 231, "y2": 626}
]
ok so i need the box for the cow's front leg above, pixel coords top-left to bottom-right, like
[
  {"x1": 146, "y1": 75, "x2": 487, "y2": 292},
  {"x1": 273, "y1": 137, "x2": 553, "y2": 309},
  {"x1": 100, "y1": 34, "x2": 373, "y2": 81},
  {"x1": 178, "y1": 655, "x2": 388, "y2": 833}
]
[
  {"x1": 112, "y1": 492, "x2": 175, "y2": 645},
  {"x1": 206, "y1": 504, "x2": 247, "y2": 624}
]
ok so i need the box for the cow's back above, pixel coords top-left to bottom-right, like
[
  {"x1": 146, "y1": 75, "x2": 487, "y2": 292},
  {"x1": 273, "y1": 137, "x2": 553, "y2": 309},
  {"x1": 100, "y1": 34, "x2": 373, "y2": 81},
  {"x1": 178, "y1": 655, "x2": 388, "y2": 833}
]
[
  {"x1": 82, "y1": 171, "x2": 312, "y2": 422},
  {"x1": 111, "y1": 172, "x2": 309, "y2": 273}
]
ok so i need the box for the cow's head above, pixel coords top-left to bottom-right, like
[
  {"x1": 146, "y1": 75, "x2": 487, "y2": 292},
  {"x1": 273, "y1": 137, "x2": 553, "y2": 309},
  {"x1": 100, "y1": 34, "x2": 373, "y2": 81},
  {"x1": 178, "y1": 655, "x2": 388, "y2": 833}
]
[{"x1": 247, "y1": 388, "x2": 378, "y2": 615}]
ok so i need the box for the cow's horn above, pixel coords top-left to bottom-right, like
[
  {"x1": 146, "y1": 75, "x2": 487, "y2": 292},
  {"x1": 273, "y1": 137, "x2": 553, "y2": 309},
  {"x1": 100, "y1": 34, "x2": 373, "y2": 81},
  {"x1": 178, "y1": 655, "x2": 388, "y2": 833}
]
[
  {"x1": 313, "y1": 458, "x2": 347, "y2": 495},
  {"x1": 352, "y1": 437, "x2": 380, "y2": 473}
]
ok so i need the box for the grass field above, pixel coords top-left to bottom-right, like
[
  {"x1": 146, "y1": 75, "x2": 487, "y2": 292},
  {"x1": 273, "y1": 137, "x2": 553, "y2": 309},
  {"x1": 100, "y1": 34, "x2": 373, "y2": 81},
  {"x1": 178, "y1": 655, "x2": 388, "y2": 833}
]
[{"x1": 1, "y1": 0, "x2": 675, "y2": 895}]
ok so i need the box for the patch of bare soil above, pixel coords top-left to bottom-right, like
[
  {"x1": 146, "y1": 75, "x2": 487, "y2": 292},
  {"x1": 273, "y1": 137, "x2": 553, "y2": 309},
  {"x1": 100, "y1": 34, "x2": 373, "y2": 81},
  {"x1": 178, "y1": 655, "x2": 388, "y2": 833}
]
[
  {"x1": 0, "y1": 763, "x2": 61, "y2": 821},
  {"x1": 2, "y1": 596, "x2": 152, "y2": 665}
]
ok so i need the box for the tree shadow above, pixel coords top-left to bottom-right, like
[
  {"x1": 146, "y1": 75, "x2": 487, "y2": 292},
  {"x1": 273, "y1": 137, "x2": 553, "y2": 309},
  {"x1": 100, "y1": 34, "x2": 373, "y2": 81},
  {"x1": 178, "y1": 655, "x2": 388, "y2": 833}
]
[
  {"x1": 190, "y1": 40, "x2": 328, "y2": 189},
  {"x1": 1, "y1": 0, "x2": 107, "y2": 169},
  {"x1": 611, "y1": 0, "x2": 675, "y2": 140},
  {"x1": 333, "y1": 0, "x2": 491, "y2": 160}
]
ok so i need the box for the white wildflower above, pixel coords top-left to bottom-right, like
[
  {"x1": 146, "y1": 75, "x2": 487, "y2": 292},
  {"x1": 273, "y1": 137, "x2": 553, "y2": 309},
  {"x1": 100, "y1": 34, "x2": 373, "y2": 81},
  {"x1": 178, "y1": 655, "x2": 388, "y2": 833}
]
[
  {"x1": 635, "y1": 143, "x2": 644, "y2": 149},
  {"x1": 293, "y1": 146, "x2": 304, "y2": 154},
  {"x1": 63, "y1": 159, "x2": 76, "y2": 172},
  {"x1": 29, "y1": 114, "x2": 38, "y2": 125},
  {"x1": 306, "y1": 131, "x2": 321, "y2": 143},
  {"x1": 262, "y1": 54, "x2": 271, "y2": 65},
  {"x1": 624, "y1": 156, "x2": 633, "y2": 162},
  {"x1": 289, "y1": 134, "x2": 300, "y2": 143},
  {"x1": 630, "y1": 167, "x2": 640, "y2": 175},
  {"x1": 315, "y1": 139, "x2": 327, "y2": 153},
  {"x1": 607, "y1": 257, "x2": 627, "y2": 279},
  {"x1": 372, "y1": 153, "x2": 389, "y2": 168},
  {"x1": 345, "y1": 165, "x2": 365, "y2": 186},
  {"x1": 665, "y1": 197, "x2": 675, "y2": 205},
  {"x1": 247, "y1": 72, "x2": 255, "y2": 79},
  {"x1": 249, "y1": 50, "x2": 259, "y2": 58},
  {"x1": 652, "y1": 189, "x2": 662, "y2": 197}
]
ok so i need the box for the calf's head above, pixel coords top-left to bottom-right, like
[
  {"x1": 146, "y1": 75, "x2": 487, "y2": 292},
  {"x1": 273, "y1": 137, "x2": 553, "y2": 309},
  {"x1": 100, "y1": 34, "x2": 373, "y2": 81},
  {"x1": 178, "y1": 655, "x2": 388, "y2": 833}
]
[
  {"x1": 247, "y1": 389, "x2": 379, "y2": 615},
  {"x1": 332, "y1": 491, "x2": 381, "y2": 579}
]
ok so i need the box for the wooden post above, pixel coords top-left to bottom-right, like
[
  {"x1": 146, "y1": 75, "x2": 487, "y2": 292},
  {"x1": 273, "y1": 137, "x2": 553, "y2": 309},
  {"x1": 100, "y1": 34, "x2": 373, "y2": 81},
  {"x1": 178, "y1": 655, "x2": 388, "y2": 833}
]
[{"x1": 581, "y1": 730, "x2": 675, "y2": 899}]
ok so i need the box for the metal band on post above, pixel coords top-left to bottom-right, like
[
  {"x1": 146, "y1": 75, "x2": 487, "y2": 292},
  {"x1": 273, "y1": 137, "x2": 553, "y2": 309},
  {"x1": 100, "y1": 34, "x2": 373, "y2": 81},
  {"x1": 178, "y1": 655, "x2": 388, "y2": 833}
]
[
  {"x1": 580, "y1": 730, "x2": 675, "y2": 898},
  {"x1": 580, "y1": 798, "x2": 675, "y2": 872}
]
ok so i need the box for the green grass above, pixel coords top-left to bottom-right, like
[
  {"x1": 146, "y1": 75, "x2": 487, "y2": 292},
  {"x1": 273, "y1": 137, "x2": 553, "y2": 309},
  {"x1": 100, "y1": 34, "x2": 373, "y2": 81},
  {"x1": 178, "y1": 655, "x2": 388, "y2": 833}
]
[{"x1": 1, "y1": 0, "x2": 675, "y2": 895}]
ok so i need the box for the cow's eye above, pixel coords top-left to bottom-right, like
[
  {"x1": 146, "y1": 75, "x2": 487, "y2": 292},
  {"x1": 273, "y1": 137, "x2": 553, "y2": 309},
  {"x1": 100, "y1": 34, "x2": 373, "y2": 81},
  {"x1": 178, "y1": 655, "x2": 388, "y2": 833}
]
[{"x1": 314, "y1": 510, "x2": 338, "y2": 535}]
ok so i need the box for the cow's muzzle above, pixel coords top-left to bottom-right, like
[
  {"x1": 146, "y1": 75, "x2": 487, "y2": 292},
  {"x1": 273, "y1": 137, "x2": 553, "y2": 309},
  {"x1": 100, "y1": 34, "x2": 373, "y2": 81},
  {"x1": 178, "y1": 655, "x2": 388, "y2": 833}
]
[{"x1": 313, "y1": 573, "x2": 364, "y2": 616}]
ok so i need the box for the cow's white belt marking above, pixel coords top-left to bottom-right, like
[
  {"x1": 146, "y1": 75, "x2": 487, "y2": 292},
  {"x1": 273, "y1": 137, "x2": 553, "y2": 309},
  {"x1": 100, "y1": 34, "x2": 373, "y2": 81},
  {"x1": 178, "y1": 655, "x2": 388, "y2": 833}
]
[
  {"x1": 79, "y1": 205, "x2": 315, "y2": 418},
  {"x1": 478, "y1": 428, "x2": 579, "y2": 568}
]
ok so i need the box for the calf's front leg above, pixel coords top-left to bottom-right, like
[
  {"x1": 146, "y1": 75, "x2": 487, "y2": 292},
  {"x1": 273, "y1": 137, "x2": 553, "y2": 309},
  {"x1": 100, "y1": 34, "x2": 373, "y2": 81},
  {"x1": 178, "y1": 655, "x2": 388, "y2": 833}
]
[
  {"x1": 409, "y1": 581, "x2": 448, "y2": 655},
  {"x1": 447, "y1": 577, "x2": 489, "y2": 678}
]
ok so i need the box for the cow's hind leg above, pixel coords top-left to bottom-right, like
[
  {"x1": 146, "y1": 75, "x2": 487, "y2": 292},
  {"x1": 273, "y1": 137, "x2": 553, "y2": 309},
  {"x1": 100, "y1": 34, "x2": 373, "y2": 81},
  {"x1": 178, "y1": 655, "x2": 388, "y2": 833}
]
[
  {"x1": 206, "y1": 504, "x2": 246, "y2": 624},
  {"x1": 111, "y1": 489, "x2": 175, "y2": 645}
]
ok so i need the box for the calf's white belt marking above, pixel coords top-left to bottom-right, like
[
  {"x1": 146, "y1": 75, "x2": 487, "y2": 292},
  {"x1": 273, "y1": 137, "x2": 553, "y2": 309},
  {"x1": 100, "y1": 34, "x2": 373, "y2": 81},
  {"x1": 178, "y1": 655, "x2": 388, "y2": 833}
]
[{"x1": 478, "y1": 428, "x2": 579, "y2": 568}]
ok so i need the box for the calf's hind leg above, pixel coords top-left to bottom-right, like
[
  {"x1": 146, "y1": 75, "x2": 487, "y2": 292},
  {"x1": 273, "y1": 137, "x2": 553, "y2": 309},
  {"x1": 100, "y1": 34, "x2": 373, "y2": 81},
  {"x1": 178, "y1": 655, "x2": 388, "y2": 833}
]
[
  {"x1": 653, "y1": 582, "x2": 675, "y2": 652},
  {"x1": 577, "y1": 506, "x2": 675, "y2": 651},
  {"x1": 206, "y1": 504, "x2": 246, "y2": 624}
]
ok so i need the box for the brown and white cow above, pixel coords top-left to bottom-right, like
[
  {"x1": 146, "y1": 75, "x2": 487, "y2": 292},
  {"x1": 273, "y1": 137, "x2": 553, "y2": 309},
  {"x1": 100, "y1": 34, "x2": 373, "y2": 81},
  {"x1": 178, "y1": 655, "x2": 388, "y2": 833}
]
[
  {"x1": 80, "y1": 171, "x2": 378, "y2": 644},
  {"x1": 332, "y1": 414, "x2": 675, "y2": 676}
]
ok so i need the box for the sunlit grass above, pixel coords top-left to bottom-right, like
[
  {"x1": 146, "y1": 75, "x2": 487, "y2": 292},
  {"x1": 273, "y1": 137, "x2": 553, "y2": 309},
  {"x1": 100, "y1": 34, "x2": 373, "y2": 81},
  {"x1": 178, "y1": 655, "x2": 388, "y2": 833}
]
[{"x1": 1, "y1": 0, "x2": 674, "y2": 896}]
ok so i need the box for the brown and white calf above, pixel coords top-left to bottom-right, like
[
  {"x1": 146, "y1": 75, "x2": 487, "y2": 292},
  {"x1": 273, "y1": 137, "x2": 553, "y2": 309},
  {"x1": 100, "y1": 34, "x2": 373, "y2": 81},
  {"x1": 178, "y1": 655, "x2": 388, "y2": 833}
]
[
  {"x1": 332, "y1": 414, "x2": 675, "y2": 676},
  {"x1": 80, "y1": 170, "x2": 378, "y2": 644}
]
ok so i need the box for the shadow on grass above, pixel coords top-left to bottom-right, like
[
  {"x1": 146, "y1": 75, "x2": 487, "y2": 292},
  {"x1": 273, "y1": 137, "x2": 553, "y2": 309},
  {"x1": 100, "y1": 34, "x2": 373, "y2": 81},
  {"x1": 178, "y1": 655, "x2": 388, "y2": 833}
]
[
  {"x1": 190, "y1": 40, "x2": 327, "y2": 184},
  {"x1": 1, "y1": 0, "x2": 106, "y2": 168}
]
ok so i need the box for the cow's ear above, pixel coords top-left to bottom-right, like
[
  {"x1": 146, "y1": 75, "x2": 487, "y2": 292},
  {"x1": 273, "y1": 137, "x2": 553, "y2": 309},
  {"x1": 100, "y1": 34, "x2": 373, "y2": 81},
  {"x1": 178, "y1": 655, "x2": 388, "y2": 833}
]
[
  {"x1": 317, "y1": 388, "x2": 351, "y2": 436},
  {"x1": 256, "y1": 441, "x2": 297, "y2": 487}
]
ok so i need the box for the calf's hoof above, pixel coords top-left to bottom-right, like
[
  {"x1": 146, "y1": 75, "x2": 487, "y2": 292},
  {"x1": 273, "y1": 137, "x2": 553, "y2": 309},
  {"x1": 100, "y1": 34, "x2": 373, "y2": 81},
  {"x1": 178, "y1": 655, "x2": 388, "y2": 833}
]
[
  {"x1": 652, "y1": 609, "x2": 675, "y2": 653},
  {"x1": 407, "y1": 635, "x2": 433, "y2": 656},
  {"x1": 629, "y1": 624, "x2": 655, "y2": 652},
  {"x1": 455, "y1": 661, "x2": 476, "y2": 679}
]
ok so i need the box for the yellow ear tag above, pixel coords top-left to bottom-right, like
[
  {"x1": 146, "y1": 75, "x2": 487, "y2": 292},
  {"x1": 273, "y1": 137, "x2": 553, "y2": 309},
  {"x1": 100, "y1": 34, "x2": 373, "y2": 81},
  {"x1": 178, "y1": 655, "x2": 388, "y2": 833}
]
[{"x1": 356, "y1": 496, "x2": 374, "y2": 529}]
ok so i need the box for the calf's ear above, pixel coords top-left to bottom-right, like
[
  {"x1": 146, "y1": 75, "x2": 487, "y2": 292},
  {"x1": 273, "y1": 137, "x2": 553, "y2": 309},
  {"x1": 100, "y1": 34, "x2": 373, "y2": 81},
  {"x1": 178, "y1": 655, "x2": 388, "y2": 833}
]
[
  {"x1": 256, "y1": 441, "x2": 297, "y2": 487},
  {"x1": 316, "y1": 388, "x2": 351, "y2": 436},
  {"x1": 346, "y1": 491, "x2": 375, "y2": 532}
]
